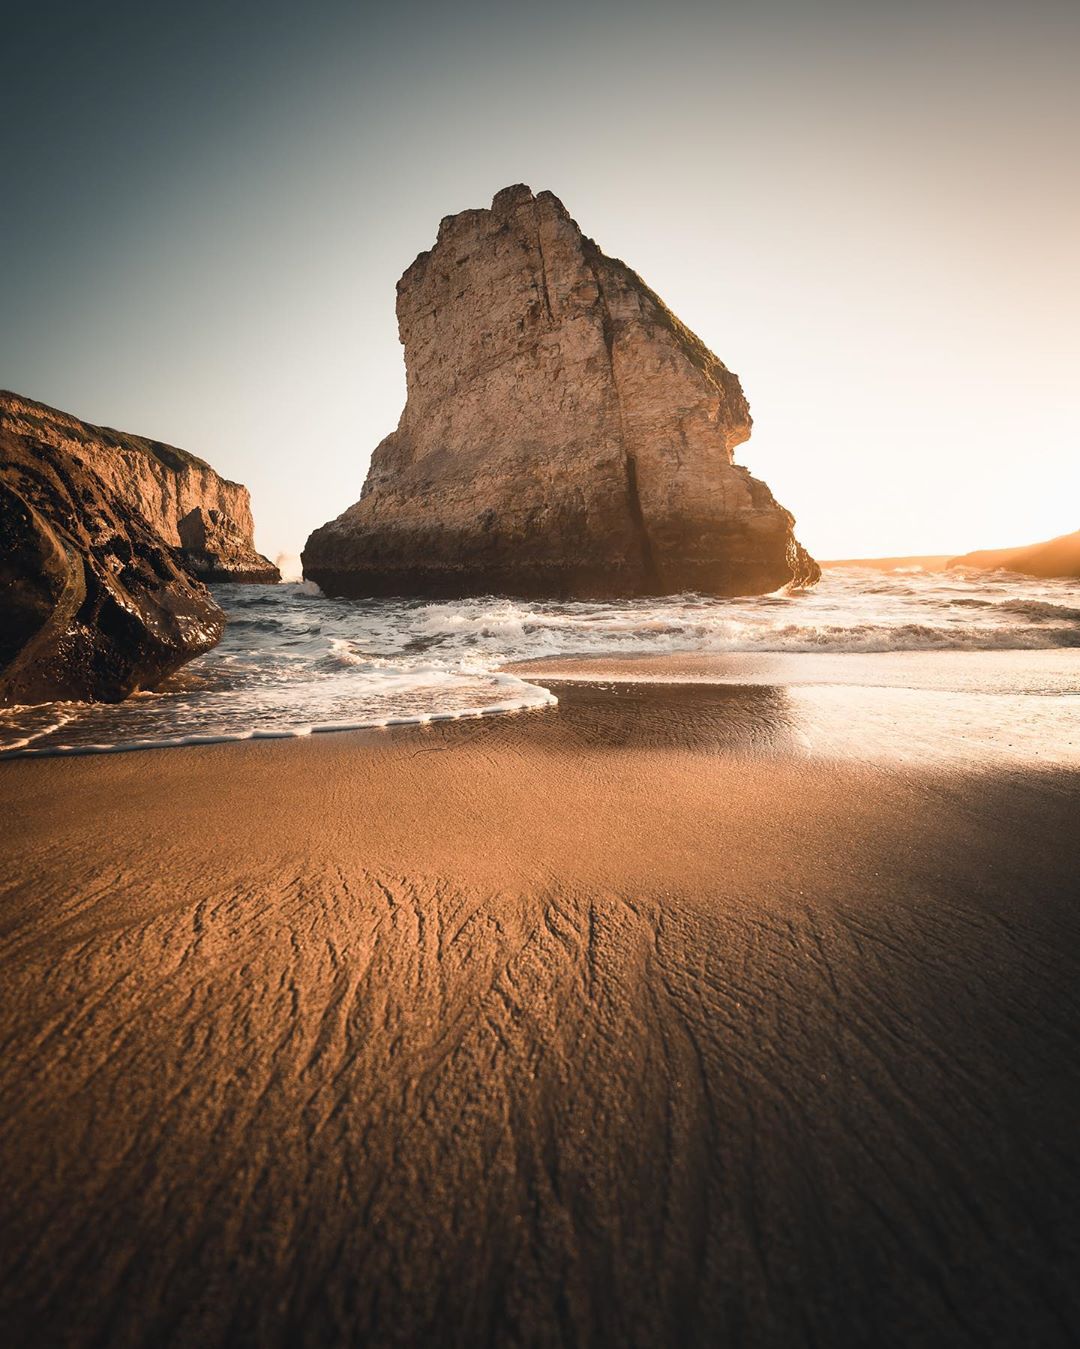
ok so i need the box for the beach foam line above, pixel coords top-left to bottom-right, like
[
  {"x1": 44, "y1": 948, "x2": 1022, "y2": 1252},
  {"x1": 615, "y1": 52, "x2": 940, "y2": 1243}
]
[{"x1": 0, "y1": 688, "x2": 558, "y2": 760}]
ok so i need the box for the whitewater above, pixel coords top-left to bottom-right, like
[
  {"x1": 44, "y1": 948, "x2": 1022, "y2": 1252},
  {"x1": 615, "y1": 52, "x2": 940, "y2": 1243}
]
[{"x1": 2, "y1": 566, "x2": 1079, "y2": 757}]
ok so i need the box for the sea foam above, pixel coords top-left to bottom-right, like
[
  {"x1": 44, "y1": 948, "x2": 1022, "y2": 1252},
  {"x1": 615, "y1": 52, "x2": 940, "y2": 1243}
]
[{"x1": 1, "y1": 568, "x2": 1077, "y2": 757}]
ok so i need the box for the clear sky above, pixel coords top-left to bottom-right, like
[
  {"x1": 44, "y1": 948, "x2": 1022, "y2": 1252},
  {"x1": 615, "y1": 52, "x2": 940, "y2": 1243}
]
[{"x1": 3, "y1": 0, "x2": 1077, "y2": 570}]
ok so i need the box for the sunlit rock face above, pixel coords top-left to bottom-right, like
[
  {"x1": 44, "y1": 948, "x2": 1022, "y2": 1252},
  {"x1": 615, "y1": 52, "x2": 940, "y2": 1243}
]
[
  {"x1": 304, "y1": 184, "x2": 818, "y2": 598},
  {"x1": 0, "y1": 392, "x2": 279, "y2": 585},
  {"x1": 0, "y1": 410, "x2": 225, "y2": 706},
  {"x1": 178, "y1": 507, "x2": 280, "y2": 584}
]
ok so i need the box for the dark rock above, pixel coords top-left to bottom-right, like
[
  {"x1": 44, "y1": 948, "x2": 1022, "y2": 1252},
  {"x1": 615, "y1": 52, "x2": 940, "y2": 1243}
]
[
  {"x1": 0, "y1": 392, "x2": 279, "y2": 588},
  {"x1": 1, "y1": 423, "x2": 225, "y2": 706}
]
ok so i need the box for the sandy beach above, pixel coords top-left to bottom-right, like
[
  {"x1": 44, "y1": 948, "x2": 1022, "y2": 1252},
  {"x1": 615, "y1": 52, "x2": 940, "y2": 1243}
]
[
  {"x1": 1, "y1": 676, "x2": 1078, "y2": 1347},
  {"x1": 5, "y1": 0, "x2": 1077, "y2": 1343}
]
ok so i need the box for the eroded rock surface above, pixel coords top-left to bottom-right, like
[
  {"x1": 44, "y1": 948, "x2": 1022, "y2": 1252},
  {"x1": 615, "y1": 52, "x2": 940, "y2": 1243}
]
[
  {"x1": 0, "y1": 419, "x2": 224, "y2": 706},
  {"x1": 0, "y1": 392, "x2": 279, "y2": 584},
  {"x1": 178, "y1": 507, "x2": 280, "y2": 584},
  {"x1": 304, "y1": 184, "x2": 818, "y2": 598}
]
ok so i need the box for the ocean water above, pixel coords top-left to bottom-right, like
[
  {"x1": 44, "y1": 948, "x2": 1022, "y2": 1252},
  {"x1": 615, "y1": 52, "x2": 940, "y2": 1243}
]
[{"x1": 2, "y1": 566, "x2": 1078, "y2": 760}]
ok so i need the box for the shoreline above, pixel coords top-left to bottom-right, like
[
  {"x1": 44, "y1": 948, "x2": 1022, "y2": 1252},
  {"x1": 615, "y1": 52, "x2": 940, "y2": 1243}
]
[
  {"x1": 3, "y1": 645, "x2": 1078, "y2": 766},
  {"x1": 0, "y1": 687, "x2": 559, "y2": 761},
  {"x1": 505, "y1": 645, "x2": 1080, "y2": 683},
  {"x1": 2, "y1": 679, "x2": 1079, "y2": 1346}
]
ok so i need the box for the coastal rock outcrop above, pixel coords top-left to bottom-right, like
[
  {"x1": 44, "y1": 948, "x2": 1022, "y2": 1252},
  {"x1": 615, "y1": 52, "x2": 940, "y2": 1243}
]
[
  {"x1": 949, "y1": 530, "x2": 1080, "y2": 579},
  {"x1": 0, "y1": 393, "x2": 279, "y2": 584},
  {"x1": 178, "y1": 507, "x2": 281, "y2": 583},
  {"x1": 1, "y1": 419, "x2": 224, "y2": 706},
  {"x1": 304, "y1": 184, "x2": 818, "y2": 598}
]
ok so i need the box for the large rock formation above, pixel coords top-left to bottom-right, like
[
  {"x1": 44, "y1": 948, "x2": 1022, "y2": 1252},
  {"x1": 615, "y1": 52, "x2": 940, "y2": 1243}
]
[
  {"x1": 304, "y1": 185, "x2": 818, "y2": 599},
  {"x1": 1, "y1": 418, "x2": 224, "y2": 706},
  {"x1": 0, "y1": 393, "x2": 279, "y2": 584},
  {"x1": 949, "y1": 530, "x2": 1080, "y2": 579},
  {"x1": 178, "y1": 507, "x2": 281, "y2": 583}
]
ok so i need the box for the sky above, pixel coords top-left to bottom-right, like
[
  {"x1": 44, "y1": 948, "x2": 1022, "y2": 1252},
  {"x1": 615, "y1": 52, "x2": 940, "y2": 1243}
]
[{"x1": 2, "y1": 0, "x2": 1077, "y2": 570}]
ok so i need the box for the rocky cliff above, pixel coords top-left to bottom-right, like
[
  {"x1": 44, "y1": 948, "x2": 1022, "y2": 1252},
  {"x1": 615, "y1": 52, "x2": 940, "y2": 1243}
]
[
  {"x1": 1, "y1": 420, "x2": 224, "y2": 706},
  {"x1": 949, "y1": 530, "x2": 1080, "y2": 579},
  {"x1": 304, "y1": 185, "x2": 818, "y2": 599},
  {"x1": 0, "y1": 392, "x2": 279, "y2": 583}
]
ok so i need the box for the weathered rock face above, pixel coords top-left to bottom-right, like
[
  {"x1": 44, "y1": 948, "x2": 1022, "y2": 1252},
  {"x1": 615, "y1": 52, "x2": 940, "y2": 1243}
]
[
  {"x1": 303, "y1": 184, "x2": 818, "y2": 599},
  {"x1": 0, "y1": 421, "x2": 225, "y2": 706},
  {"x1": 178, "y1": 507, "x2": 281, "y2": 584},
  {"x1": 0, "y1": 392, "x2": 279, "y2": 584}
]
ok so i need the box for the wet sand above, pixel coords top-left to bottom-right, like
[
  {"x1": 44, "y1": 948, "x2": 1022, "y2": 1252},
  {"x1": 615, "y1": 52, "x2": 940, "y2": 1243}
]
[{"x1": 1, "y1": 680, "x2": 1078, "y2": 1347}]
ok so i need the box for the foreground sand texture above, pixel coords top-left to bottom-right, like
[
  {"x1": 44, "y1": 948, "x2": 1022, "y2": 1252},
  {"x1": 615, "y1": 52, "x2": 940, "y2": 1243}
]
[{"x1": 1, "y1": 683, "x2": 1078, "y2": 1347}]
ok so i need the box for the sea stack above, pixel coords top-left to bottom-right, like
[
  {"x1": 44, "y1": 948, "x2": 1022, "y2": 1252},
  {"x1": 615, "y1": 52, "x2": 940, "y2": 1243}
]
[{"x1": 304, "y1": 184, "x2": 818, "y2": 599}]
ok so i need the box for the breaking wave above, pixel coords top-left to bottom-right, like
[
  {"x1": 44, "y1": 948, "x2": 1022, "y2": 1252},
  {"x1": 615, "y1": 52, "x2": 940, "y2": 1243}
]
[{"x1": 2, "y1": 565, "x2": 1078, "y2": 756}]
